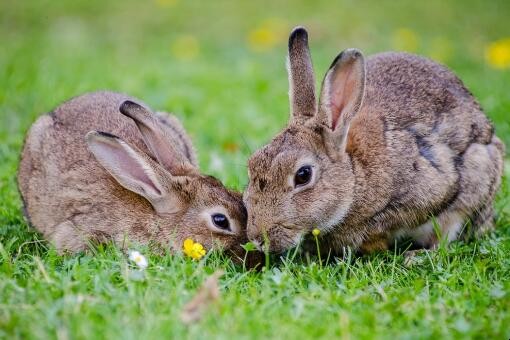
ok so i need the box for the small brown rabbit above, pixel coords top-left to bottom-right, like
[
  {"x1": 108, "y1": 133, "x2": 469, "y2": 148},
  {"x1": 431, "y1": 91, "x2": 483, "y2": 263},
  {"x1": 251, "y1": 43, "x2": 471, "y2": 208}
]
[
  {"x1": 244, "y1": 27, "x2": 505, "y2": 254},
  {"x1": 18, "y1": 91, "x2": 252, "y2": 260}
]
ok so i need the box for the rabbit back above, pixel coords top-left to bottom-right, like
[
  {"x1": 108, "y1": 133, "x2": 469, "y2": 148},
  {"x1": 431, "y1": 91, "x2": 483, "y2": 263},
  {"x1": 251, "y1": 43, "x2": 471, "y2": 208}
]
[
  {"x1": 343, "y1": 52, "x2": 504, "y2": 248},
  {"x1": 50, "y1": 91, "x2": 195, "y2": 167},
  {"x1": 363, "y1": 52, "x2": 493, "y2": 152}
]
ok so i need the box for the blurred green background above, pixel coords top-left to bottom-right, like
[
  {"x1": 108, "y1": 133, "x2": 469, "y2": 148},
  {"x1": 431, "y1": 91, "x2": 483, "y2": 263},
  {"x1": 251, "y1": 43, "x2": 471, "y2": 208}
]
[
  {"x1": 1, "y1": 1, "x2": 510, "y2": 338},
  {"x1": 1, "y1": 0, "x2": 509, "y2": 188}
]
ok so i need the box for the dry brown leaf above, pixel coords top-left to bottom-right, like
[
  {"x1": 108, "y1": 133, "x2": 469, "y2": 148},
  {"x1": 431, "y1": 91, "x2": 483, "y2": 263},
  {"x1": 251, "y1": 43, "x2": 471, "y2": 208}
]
[{"x1": 180, "y1": 270, "x2": 224, "y2": 325}]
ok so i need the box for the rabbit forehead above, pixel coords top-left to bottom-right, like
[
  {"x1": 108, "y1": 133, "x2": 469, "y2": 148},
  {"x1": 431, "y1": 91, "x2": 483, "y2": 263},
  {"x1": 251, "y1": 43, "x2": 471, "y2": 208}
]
[
  {"x1": 248, "y1": 125, "x2": 323, "y2": 176},
  {"x1": 194, "y1": 175, "x2": 246, "y2": 220}
]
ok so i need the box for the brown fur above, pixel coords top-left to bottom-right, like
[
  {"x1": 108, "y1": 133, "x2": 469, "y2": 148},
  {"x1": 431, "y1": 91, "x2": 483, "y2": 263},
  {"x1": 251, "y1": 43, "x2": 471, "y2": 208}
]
[
  {"x1": 18, "y1": 91, "x2": 253, "y2": 260},
  {"x1": 244, "y1": 28, "x2": 505, "y2": 254}
]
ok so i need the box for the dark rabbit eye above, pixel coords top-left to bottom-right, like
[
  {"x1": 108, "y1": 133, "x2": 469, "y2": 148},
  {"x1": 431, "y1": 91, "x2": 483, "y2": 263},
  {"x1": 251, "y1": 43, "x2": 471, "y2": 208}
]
[
  {"x1": 294, "y1": 165, "x2": 312, "y2": 187},
  {"x1": 212, "y1": 213, "x2": 230, "y2": 231}
]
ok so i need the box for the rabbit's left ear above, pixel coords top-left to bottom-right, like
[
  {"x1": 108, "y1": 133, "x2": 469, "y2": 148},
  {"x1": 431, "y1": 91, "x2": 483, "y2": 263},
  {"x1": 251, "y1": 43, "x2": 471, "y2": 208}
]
[
  {"x1": 287, "y1": 26, "x2": 317, "y2": 123},
  {"x1": 86, "y1": 131, "x2": 183, "y2": 214},
  {"x1": 119, "y1": 101, "x2": 196, "y2": 176},
  {"x1": 317, "y1": 48, "x2": 366, "y2": 153}
]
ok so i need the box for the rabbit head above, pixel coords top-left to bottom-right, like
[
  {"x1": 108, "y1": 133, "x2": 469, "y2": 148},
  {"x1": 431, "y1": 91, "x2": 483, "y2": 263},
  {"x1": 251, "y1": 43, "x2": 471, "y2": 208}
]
[
  {"x1": 87, "y1": 101, "x2": 251, "y2": 260},
  {"x1": 244, "y1": 27, "x2": 365, "y2": 253}
]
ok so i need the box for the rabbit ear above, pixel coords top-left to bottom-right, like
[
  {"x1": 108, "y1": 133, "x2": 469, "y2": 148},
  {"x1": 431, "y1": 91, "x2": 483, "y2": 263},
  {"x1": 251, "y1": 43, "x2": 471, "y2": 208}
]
[
  {"x1": 119, "y1": 101, "x2": 195, "y2": 175},
  {"x1": 86, "y1": 131, "x2": 181, "y2": 214},
  {"x1": 287, "y1": 27, "x2": 317, "y2": 122},
  {"x1": 317, "y1": 49, "x2": 366, "y2": 152}
]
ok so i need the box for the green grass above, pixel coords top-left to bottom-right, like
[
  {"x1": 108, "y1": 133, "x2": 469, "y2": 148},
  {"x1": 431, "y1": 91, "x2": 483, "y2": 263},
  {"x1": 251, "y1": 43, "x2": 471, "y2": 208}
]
[{"x1": 1, "y1": 1, "x2": 510, "y2": 339}]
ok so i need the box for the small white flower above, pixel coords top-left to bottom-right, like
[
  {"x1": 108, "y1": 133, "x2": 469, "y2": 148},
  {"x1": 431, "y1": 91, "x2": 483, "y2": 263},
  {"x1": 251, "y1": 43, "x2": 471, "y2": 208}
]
[{"x1": 129, "y1": 250, "x2": 148, "y2": 270}]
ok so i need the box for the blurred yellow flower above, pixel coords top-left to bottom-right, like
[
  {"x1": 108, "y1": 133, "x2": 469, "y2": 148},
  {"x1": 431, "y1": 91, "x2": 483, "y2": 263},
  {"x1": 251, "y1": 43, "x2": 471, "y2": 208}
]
[
  {"x1": 485, "y1": 38, "x2": 510, "y2": 69},
  {"x1": 154, "y1": 0, "x2": 179, "y2": 7},
  {"x1": 183, "y1": 238, "x2": 206, "y2": 260},
  {"x1": 392, "y1": 28, "x2": 418, "y2": 52},
  {"x1": 247, "y1": 18, "x2": 287, "y2": 52},
  {"x1": 171, "y1": 35, "x2": 200, "y2": 61},
  {"x1": 222, "y1": 141, "x2": 239, "y2": 153},
  {"x1": 312, "y1": 228, "x2": 320, "y2": 237}
]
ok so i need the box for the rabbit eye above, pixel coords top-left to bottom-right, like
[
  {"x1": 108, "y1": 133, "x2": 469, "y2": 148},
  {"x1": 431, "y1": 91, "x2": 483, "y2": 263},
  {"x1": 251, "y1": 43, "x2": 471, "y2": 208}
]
[
  {"x1": 211, "y1": 213, "x2": 230, "y2": 231},
  {"x1": 294, "y1": 165, "x2": 312, "y2": 187}
]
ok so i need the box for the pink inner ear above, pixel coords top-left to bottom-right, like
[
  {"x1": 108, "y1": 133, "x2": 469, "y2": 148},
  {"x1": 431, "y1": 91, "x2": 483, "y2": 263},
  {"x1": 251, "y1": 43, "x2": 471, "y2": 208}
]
[
  {"x1": 329, "y1": 66, "x2": 356, "y2": 131},
  {"x1": 93, "y1": 141, "x2": 161, "y2": 195}
]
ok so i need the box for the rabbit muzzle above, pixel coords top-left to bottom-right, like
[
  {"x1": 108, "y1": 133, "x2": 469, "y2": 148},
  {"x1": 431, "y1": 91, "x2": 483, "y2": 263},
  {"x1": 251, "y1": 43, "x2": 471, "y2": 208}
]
[{"x1": 247, "y1": 219, "x2": 304, "y2": 254}]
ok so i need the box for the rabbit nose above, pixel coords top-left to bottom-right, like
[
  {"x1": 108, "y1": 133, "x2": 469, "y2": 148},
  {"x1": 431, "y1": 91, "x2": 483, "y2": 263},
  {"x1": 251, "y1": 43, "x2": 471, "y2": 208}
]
[
  {"x1": 247, "y1": 226, "x2": 261, "y2": 244},
  {"x1": 247, "y1": 214, "x2": 271, "y2": 249},
  {"x1": 250, "y1": 239, "x2": 264, "y2": 251},
  {"x1": 247, "y1": 223, "x2": 264, "y2": 248}
]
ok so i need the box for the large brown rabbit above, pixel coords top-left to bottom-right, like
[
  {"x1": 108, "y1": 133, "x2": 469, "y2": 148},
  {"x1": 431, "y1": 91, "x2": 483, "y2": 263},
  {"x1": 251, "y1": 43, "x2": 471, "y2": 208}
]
[
  {"x1": 244, "y1": 27, "x2": 505, "y2": 255},
  {"x1": 18, "y1": 91, "x2": 252, "y2": 260}
]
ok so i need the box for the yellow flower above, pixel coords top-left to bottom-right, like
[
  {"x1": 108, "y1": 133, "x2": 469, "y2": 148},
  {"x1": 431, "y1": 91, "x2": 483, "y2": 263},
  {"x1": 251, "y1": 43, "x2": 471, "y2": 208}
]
[
  {"x1": 312, "y1": 228, "x2": 320, "y2": 237},
  {"x1": 183, "y1": 238, "x2": 207, "y2": 260},
  {"x1": 392, "y1": 28, "x2": 418, "y2": 52},
  {"x1": 171, "y1": 35, "x2": 200, "y2": 61},
  {"x1": 485, "y1": 38, "x2": 510, "y2": 69},
  {"x1": 247, "y1": 18, "x2": 287, "y2": 52}
]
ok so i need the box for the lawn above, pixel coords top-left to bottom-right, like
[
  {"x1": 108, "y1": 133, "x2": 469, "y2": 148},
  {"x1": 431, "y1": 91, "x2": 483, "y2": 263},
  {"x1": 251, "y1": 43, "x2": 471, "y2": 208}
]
[{"x1": 1, "y1": 1, "x2": 510, "y2": 339}]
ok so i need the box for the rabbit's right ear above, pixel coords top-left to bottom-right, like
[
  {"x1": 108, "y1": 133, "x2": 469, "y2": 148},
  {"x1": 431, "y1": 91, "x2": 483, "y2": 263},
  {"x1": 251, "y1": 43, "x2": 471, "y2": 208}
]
[
  {"x1": 119, "y1": 101, "x2": 195, "y2": 175},
  {"x1": 86, "y1": 131, "x2": 182, "y2": 214},
  {"x1": 317, "y1": 48, "x2": 366, "y2": 154},
  {"x1": 287, "y1": 26, "x2": 317, "y2": 122}
]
